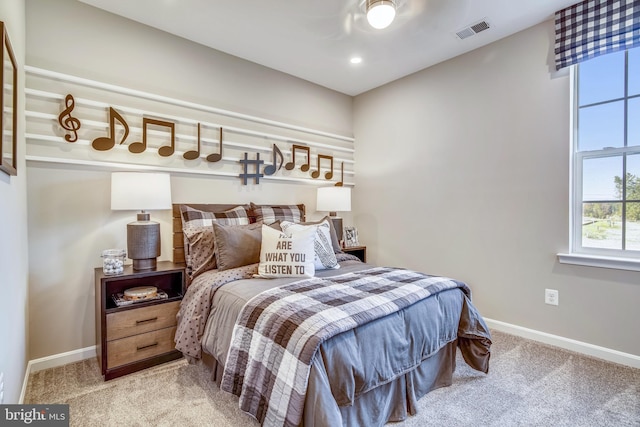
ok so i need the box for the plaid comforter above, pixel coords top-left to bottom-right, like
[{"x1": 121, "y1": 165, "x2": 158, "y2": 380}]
[{"x1": 220, "y1": 266, "x2": 470, "y2": 427}]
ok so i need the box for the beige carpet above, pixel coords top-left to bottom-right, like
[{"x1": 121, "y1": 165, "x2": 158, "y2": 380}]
[{"x1": 24, "y1": 330, "x2": 640, "y2": 427}]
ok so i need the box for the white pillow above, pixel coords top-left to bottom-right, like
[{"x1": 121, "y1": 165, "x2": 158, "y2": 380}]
[
  {"x1": 280, "y1": 219, "x2": 340, "y2": 270},
  {"x1": 257, "y1": 225, "x2": 316, "y2": 278}
]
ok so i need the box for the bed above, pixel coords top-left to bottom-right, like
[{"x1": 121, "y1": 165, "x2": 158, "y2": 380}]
[{"x1": 172, "y1": 203, "x2": 491, "y2": 427}]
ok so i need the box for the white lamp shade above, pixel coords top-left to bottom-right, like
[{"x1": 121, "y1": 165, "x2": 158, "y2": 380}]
[
  {"x1": 317, "y1": 187, "x2": 351, "y2": 213},
  {"x1": 366, "y1": 0, "x2": 396, "y2": 29},
  {"x1": 111, "y1": 172, "x2": 172, "y2": 211}
]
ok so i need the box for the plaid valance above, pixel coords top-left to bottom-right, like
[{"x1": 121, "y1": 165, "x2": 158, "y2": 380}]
[{"x1": 555, "y1": 0, "x2": 640, "y2": 70}]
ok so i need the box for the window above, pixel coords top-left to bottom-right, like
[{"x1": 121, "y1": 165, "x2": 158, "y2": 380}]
[{"x1": 572, "y1": 47, "x2": 640, "y2": 260}]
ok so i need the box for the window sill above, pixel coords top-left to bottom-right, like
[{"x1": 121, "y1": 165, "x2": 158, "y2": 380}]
[{"x1": 557, "y1": 253, "x2": 640, "y2": 272}]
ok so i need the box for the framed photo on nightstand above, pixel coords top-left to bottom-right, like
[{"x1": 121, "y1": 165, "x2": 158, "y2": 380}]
[{"x1": 344, "y1": 226, "x2": 359, "y2": 247}]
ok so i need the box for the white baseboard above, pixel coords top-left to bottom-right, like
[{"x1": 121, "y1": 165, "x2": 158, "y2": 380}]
[
  {"x1": 19, "y1": 346, "x2": 97, "y2": 403},
  {"x1": 484, "y1": 318, "x2": 640, "y2": 369}
]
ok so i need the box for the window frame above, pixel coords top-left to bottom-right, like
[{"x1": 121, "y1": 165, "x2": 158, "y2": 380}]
[{"x1": 560, "y1": 49, "x2": 640, "y2": 271}]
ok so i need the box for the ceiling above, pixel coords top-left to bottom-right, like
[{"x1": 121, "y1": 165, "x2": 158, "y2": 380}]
[{"x1": 78, "y1": 0, "x2": 578, "y2": 96}]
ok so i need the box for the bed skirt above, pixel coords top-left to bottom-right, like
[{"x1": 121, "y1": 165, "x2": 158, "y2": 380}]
[{"x1": 203, "y1": 339, "x2": 458, "y2": 427}]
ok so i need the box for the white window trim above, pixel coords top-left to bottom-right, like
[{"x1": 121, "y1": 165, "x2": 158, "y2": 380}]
[
  {"x1": 557, "y1": 252, "x2": 640, "y2": 272},
  {"x1": 556, "y1": 66, "x2": 640, "y2": 272}
]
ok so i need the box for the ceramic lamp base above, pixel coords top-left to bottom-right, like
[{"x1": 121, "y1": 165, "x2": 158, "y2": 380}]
[
  {"x1": 132, "y1": 258, "x2": 158, "y2": 271},
  {"x1": 127, "y1": 212, "x2": 161, "y2": 271}
]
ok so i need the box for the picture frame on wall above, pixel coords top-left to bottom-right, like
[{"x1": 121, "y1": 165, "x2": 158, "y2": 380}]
[
  {"x1": 344, "y1": 226, "x2": 359, "y2": 247},
  {"x1": 0, "y1": 21, "x2": 17, "y2": 176}
]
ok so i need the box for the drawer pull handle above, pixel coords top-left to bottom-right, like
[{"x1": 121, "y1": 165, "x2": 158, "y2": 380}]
[
  {"x1": 137, "y1": 342, "x2": 159, "y2": 351},
  {"x1": 136, "y1": 317, "x2": 158, "y2": 325}
]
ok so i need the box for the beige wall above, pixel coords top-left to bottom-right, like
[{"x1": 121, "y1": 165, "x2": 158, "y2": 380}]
[
  {"x1": 354, "y1": 21, "x2": 639, "y2": 356},
  {"x1": 25, "y1": 0, "x2": 352, "y2": 359},
  {"x1": 0, "y1": 0, "x2": 28, "y2": 404}
]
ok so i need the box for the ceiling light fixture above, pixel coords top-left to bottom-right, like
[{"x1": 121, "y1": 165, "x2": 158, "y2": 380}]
[{"x1": 366, "y1": 0, "x2": 397, "y2": 30}]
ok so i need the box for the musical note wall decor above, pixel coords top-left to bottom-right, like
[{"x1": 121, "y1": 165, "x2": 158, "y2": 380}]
[
  {"x1": 239, "y1": 152, "x2": 264, "y2": 185},
  {"x1": 92, "y1": 107, "x2": 129, "y2": 151},
  {"x1": 182, "y1": 125, "x2": 224, "y2": 162},
  {"x1": 264, "y1": 144, "x2": 283, "y2": 176},
  {"x1": 129, "y1": 117, "x2": 175, "y2": 156},
  {"x1": 285, "y1": 144, "x2": 310, "y2": 172},
  {"x1": 58, "y1": 94, "x2": 81, "y2": 143},
  {"x1": 335, "y1": 162, "x2": 344, "y2": 187},
  {"x1": 30, "y1": 67, "x2": 354, "y2": 186},
  {"x1": 183, "y1": 122, "x2": 202, "y2": 160},
  {"x1": 311, "y1": 154, "x2": 333, "y2": 180},
  {"x1": 206, "y1": 127, "x2": 223, "y2": 162},
  {"x1": 68, "y1": 99, "x2": 346, "y2": 185}
]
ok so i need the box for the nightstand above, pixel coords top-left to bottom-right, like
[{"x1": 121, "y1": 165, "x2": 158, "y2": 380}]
[
  {"x1": 95, "y1": 261, "x2": 185, "y2": 380},
  {"x1": 343, "y1": 245, "x2": 367, "y2": 263}
]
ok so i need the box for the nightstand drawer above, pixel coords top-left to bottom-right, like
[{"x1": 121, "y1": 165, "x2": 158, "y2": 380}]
[
  {"x1": 107, "y1": 326, "x2": 177, "y2": 369},
  {"x1": 106, "y1": 300, "x2": 180, "y2": 341}
]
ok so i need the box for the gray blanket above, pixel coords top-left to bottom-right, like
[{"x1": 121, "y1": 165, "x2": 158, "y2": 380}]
[{"x1": 220, "y1": 267, "x2": 484, "y2": 427}]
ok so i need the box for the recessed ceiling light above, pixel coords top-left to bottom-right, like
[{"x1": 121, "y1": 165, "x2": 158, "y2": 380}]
[{"x1": 350, "y1": 57, "x2": 362, "y2": 64}]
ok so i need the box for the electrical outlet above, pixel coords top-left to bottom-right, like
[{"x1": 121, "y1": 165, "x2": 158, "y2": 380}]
[{"x1": 545, "y1": 289, "x2": 559, "y2": 306}]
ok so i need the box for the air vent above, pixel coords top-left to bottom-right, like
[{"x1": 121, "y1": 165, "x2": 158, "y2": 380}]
[
  {"x1": 455, "y1": 19, "x2": 491, "y2": 40},
  {"x1": 455, "y1": 27, "x2": 476, "y2": 40}
]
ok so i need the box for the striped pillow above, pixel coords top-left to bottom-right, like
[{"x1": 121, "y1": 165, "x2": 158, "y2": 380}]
[
  {"x1": 180, "y1": 205, "x2": 250, "y2": 279},
  {"x1": 251, "y1": 203, "x2": 304, "y2": 224},
  {"x1": 280, "y1": 219, "x2": 339, "y2": 270}
]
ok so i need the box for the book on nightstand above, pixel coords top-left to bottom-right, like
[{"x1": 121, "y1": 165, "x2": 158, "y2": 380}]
[{"x1": 111, "y1": 290, "x2": 168, "y2": 307}]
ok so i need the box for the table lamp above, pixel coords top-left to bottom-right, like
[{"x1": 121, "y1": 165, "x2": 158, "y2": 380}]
[
  {"x1": 111, "y1": 172, "x2": 172, "y2": 271},
  {"x1": 316, "y1": 186, "x2": 351, "y2": 243}
]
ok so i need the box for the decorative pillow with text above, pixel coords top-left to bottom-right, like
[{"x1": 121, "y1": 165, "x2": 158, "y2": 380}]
[{"x1": 257, "y1": 225, "x2": 315, "y2": 278}]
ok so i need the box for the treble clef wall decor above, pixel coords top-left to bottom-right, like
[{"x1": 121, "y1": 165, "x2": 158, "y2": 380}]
[{"x1": 57, "y1": 94, "x2": 81, "y2": 143}]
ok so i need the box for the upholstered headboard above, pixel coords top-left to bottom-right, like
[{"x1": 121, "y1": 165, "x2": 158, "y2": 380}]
[{"x1": 172, "y1": 203, "x2": 306, "y2": 265}]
